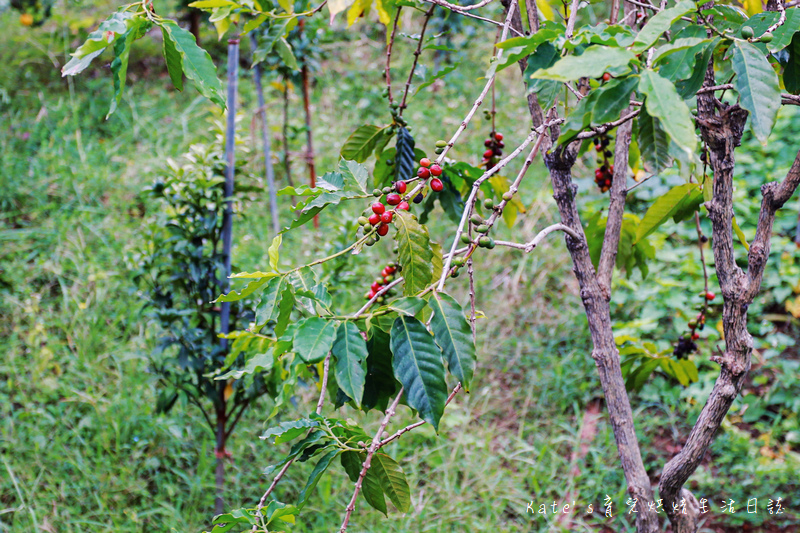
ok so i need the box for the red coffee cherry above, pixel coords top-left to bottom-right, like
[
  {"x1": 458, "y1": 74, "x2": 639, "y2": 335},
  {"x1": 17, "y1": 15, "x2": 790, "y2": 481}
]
[
  {"x1": 419, "y1": 158, "x2": 431, "y2": 168},
  {"x1": 602, "y1": 72, "x2": 611, "y2": 81},
  {"x1": 706, "y1": 291, "x2": 716, "y2": 301},
  {"x1": 397, "y1": 201, "x2": 410, "y2": 211},
  {"x1": 430, "y1": 178, "x2": 444, "y2": 192},
  {"x1": 395, "y1": 181, "x2": 407, "y2": 194},
  {"x1": 368, "y1": 213, "x2": 381, "y2": 225},
  {"x1": 380, "y1": 211, "x2": 393, "y2": 224},
  {"x1": 377, "y1": 223, "x2": 389, "y2": 236},
  {"x1": 417, "y1": 167, "x2": 431, "y2": 179},
  {"x1": 371, "y1": 202, "x2": 385, "y2": 215},
  {"x1": 494, "y1": 132, "x2": 503, "y2": 141},
  {"x1": 386, "y1": 193, "x2": 401, "y2": 206},
  {"x1": 430, "y1": 164, "x2": 442, "y2": 177}
]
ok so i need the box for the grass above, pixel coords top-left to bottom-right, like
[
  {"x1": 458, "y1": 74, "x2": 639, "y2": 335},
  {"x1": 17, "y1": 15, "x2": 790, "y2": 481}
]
[{"x1": 1, "y1": 4, "x2": 800, "y2": 533}]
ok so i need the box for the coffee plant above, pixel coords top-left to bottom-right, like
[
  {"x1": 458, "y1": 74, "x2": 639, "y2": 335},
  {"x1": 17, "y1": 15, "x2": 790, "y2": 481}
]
[
  {"x1": 131, "y1": 123, "x2": 279, "y2": 514},
  {"x1": 64, "y1": 0, "x2": 800, "y2": 531}
]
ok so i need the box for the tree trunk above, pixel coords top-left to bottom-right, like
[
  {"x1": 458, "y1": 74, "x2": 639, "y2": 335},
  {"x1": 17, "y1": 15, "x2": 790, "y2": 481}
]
[
  {"x1": 189, "y1": 10, "x2": 201, "y2": 45},
  {"x1": 214, "y1": 402, "x2": 227, "y2": 515},
  {"x1": 298, "y1": 19, "x2": 317, "y2": 228}
]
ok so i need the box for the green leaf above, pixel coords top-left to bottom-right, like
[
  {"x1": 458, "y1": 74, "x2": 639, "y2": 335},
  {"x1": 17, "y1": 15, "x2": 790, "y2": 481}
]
[
  {"x1": 293, "y1": 318, "x2": 339, "y2": 364},
  {"x1": 592, "y1": 75, "x2": 639, "y2": 124},
  {"x1": 363, "y1": 327, "x2": 399, "y2": 412},
  {"x1": 652, "y1": 37, "x2": 711, "y2": 66},
  {"x1": 732, "y1": 214, "x2": 750, "y2": 251},
  {"x1": 784, "y1": 32, "x2": 800, "y2": 95},
  {"x1": 108, "y1": 17, "x2": 151, "y2": 118},
  {"x1": 523, "y1": 41, "x2": 561, "y2": 109},
  {"x1": 269, "y1": 234, "x2": 282, "y2": 272},
  {"x1": 339, "y1": 159, "x2": 371, "y2": 195},
  {"x1": 261, "y1": 418, "x2": 319, "y2": 444},
  {"x1": 414, "y1": 63, "x2": 461, "y2": 96},
  {"x1": 332, "y1": 322, "x2": 369, "y2": 409},
  {"x1": 297, "y1": 449, "x2": 339, "y2": 509},
  {"x1": 158, "y1": 20, "x2": 225, "y2": 108},
  {"x1": 732, "y1": 40, "x2": 781, "y2": 143},
  {"x1": 390, "y1": 315, "x2": 447, "y2": 431},
  {"x1": 62, "y1": 12, "x2": 137, "y2": 76},
  {"x1": 533, "y1": 46, "x2": 635, "y2": 82},
  {"x1": 392, "y1": 211, "x2": 434, "y2": 296},
  {"x1": 638, "y1": 69, "x2": 697, "y2": 155},
  {"x1": 556, "y1": 90, "x2": 600, "y2": 145},
  {"x1": 161, "y1": 26, "x2": 184, "y2": 90},
  {"x1": 189, "y1": 0, "x2": 239, "y2": 6},
  {"x1": 428, "y1": 293, "x2": 475, "y2": 392},
  {"x1": 263, "y1": 430, "x2": 329, "y2": 475},
  {"x1": 635, "y1": 183, "x2": 701, "y2": 243},
  {"x1": 637, "y1": 107, "x2": 672, "y2": 172},
  {"x1": 675, "y1": 37, "x2": 718, "y2": 99},
  {"x1": 216, "y1": 350, "x2": 274, "y2": 380},
  {"x1": 385, "y1": 297, "x2": 427, "y2": 316},
  {"x1": 631, "y1": 1, "x2": 697, "y2": 52},
  {"x1": 370, "y1": 453, "x2": 411, "y2": 512},
  {"x1": 208, "y1": 509, "x2": 256, "y2": 532},
  {"x1": 341, "y1": 451, "x2": 387, "y2": 515},
  {"x1": 737, "y1": 8, "x2": 800, "y2": 52},
  {"x1": 275, "y1": 37, "x2": 300, "y2": 71},
  {"x1": 255, "y1": 276, "x2": 290, "y2": 326},
  {"x1": 394, "y1": 127, "x2": 416, "y2": 184},
  {"x1": 341, "y1": 125, "x2": 389, "y2": 163}
]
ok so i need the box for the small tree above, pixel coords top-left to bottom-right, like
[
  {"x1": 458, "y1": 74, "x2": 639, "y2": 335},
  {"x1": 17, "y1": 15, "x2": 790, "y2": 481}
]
[{"x1": 132, "y1": 127, "x2": 277, "y2": 514}]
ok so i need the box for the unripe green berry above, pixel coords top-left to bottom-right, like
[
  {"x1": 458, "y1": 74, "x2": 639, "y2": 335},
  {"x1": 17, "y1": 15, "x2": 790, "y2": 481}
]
[
  {"x1": 435, "y1": 140, "x2": 447, "y2": 148},
  {"x1": 483, "y1": 198, "x2": 495, "y2": 210},
  {"x1": 478, "y1": 236, "x2": 495, "y2": 248},
  {"x1": 384, "y1": 274, "x2": 394, "y2": 282},
  {"x1": 470, "y1": 214, "x2": 484, "y2": 225},
  {"x1": 376, "y1": 296, "x2": 385, "y2": 303},
  {"x1": 760, "y1": 31, "x2": 773, "y2": 43},
  {"x1": 741, "y1": 26, "x2": 754, "y2": 39},
  {"x1": 358, "y1": 216, "x2": 369, "y2": 226},
  {"x1": 373, "y1": 189, "x2": 383, "y2": 197},
  {"x1": 475, "y1": 224, "x2": 490, "y2": 234},
  {"x1": 453, "y1": 256, "x2": 466, "y2": 267},
  {"x1": 460, "y1": 233, "x2": 472, "y2": 244},
  {"x1": 502, "y1": 191, "x2": 513, "y2": 202},
  {"x1": 434, "y1": 147, "x2": 444, "y2": 154}
]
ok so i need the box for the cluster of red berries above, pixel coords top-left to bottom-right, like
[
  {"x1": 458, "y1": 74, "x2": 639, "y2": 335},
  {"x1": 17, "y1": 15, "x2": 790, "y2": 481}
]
[
  {"x1": 674, "y1": 291, "x2": 715, "y2": 359},
  {"x1": 358, "y1": 180, "x2": 410, "y2": 246},
  {"x1": 417, "y1": 157, "x2": 444, "y2": 193},
  {"x1": 480, "y1": 132, "x2": 504, "y2": 167},
  {"x1": 592, "y1": 133, "x2": 614, "y2": 193},
  {"x1": 364, "y1": 262, "x2": 401, "y2": 301}
]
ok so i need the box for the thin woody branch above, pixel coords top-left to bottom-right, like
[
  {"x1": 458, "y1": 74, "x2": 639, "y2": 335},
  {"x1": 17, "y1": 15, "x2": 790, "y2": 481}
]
[
  {"x1": 399, "y1": 5, "x2": 436, "y2": 114},
  {"x1": 493, "y1": 223, "x2": 581, "y2": 251},
  {"x1": 339, "y1": 388, "x2": 405, "y2": 533},
  {"x1": 377, "y1": 384, "x2": 462, "y2": 448}
]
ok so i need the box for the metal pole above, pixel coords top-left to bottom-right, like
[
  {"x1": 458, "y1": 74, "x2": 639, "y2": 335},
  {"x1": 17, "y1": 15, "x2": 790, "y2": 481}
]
[
  {"x1": 250, "y1": 32, "x2": 280, "y2": 235},
  {"x1": 219, "y1": 37, "x2": 239, "y2": 347}
]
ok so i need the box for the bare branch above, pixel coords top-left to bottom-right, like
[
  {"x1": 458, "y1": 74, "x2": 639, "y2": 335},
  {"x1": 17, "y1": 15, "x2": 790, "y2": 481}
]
[
  {"x1": 433, "y1": 0, "x2": 518, "y2": 165},
  {"x1": 377, "y1": 384, "x2": 462, "y2": 447},
  {"x1": 421, "y1": 0, "x2": 525, "y2": 36},
  {"x1": 399, "y1": 5, "x2": 436, "y2": 114},
  {"x1": 597, "y1": 102, "x2": 635, "y2": 292},
  {"x1": 384, "y1": 8, "x2": 401, "y2": 105},
  {"x1": 339, "y1": 389, "x2": 405, "y2": 533},
  {"x1": 574, "y1": 108, "x2": 641, "y2": 140},
  {"x1": 564, "y1": 0, "x2": 581, "y2": 38},
  {"x1": 494, "y1": 223, "x2": 581, "y2": 251},
  {"x1": 746, "y1": 148, "x2": 800, "y2": 295}
]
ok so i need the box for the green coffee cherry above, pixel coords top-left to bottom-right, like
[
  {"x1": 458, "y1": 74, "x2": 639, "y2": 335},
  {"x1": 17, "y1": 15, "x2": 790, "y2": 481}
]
[
  {"x1": 452, "y1": 256, "x2": 466, "y2": 267},
  {"x1": 358, "y1": 216, "x2": 369, "y2": 226},
  {"x1": 384, "y1": 274, "x2": 394, "y2": 283},
  {"x1": 382, "y1": 186, "x2": 392, "y2": 195},
  {"x1": 502, "y1": 191, "x2": 514, "y2": 202},
  {"x1": 434, "y1": 147, "x2": 444, "y2": 155},
  {"x1": 483, "y1": 198, "x2": 495, "y2": 210},
  {"x1": 478, "y1": 236, "x2": 495, "y2": 249},
  {"x1": 470, "y1": 214, "x2": 484, "y2": 225},
  {"x1": 760, "y1": 31, "x2": 773, "y2": 43},
  {"x1": 373, "y1": 189, "x2": 383, "y2": 197},
  {"x1": 475, "y1": 224, "x2": 490, "y2": 234},
  {"x1": 435, "y1": 140, "x2": 447, "y2": 148},
  {"x1": 741, "y1": 26, "x2": 754, "y2": 39},
  {"x1": 460, "y1": 233, "x2": 472, "y2": 244}
]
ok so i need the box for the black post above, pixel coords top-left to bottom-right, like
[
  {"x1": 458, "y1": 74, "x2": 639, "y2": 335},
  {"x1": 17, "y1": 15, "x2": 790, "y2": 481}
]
[{"x1": 250, "y1": 32, "x2": 280, "y2": 235}]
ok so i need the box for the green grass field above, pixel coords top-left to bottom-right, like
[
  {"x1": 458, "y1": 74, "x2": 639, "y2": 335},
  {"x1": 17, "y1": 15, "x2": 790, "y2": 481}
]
[{"x1": 2, "y1": 4, "x2": 800, "y2": 532}]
